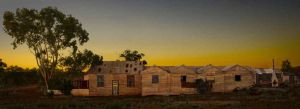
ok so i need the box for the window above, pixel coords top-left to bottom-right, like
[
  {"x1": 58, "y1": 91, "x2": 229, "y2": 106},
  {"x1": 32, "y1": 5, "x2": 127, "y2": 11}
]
[
  {"x1": 235, "y1": 75, "x2": 241, "y2": 82},
  {"x1": 127, "y1": 75, "x2": 135, "y2": 87},
  {"x1": 134, "y1": 68, "x2": 137, "y2": 72},
  {"x1": 125, "y1": 70, "x2": 128, "y2": 73},
  {"x1": 152, "y1": 75, "x2": 159, "y2": 83},
  {"x1": 98, "y1": 68, "x2": 101, "y2": 72},
  {"x1": 97, "y1": 75, "x2": 104, "y2": 87},
  {"x1": 181, "y1": 75, "x2": 187, "y2": 83},
  {"x1": 126, "y1": 64, "x2": 129, "y2": 68},
  {"x1": 130, "y1": 64, "x2": 132, "y2": 68}
]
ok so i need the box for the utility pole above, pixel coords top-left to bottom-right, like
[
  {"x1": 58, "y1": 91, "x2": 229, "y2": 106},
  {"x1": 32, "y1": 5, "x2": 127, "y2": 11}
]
[{"x1": 273, "y1": 59, "x2": 275, "y2": 72}]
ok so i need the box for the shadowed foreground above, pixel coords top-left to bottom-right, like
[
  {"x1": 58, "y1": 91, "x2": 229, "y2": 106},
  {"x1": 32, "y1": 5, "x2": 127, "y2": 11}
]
[{"x1": 1, "y1": 86, "x2": 300, "y2": 109}]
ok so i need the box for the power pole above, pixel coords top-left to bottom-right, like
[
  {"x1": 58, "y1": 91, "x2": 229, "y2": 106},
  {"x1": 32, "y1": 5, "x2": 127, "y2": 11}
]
[{"x1": 273, "y1": 59, "x2": 275, "y2": 71}]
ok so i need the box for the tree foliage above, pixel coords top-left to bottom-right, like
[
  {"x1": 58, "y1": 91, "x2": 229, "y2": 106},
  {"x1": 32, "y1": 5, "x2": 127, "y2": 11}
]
[
  {"x1": 60, "y1": 49, "x2": 103, "y2": 75},
  {"x1": 293, "y1": 66, "x2": 300, "y2": 79},
  {"x1": 281, "y1": 60, "x2": 292, "y2": 73},
  {"x1": 0, "y1": 66, "x2": 40, "y2": 88},
  {"x1": 0, "y1": 59, "x2": 7, "y2": 72},
  {"x1": 3, "y1": 7, "x2": 89, "y2": 89},
  {"x1": 49, "y1": 49, "x2": 102, "y2": 95},
  {"x1": 195, "y1": 79, "x2": 210, "y2": 94},
  {"x1": 120, "y1": 49, "x2": 145, "y2": 61},
  {"x1": 48, "y1": 71, "x2": 73, "y2": 95}
]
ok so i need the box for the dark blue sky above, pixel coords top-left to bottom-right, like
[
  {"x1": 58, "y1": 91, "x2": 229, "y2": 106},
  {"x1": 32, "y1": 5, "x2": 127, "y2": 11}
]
[{"x1": 1, "y1": 0, "x2": 300, "y2": 67}]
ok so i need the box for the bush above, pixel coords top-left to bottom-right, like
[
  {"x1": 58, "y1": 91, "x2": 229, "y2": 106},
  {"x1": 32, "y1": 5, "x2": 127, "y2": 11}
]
[
  {"x1": 61, "y1": 80, "x2": 73, "y2": 95},
  {"x1": 48, "y1": 73, "x2": 73, "y2": 95},
  {"x1": 0, "y1": 69, "x2": 41, "y2": 88},
  {"x1": 195, "y1": 79, "x2": 210, "y2": 94}
]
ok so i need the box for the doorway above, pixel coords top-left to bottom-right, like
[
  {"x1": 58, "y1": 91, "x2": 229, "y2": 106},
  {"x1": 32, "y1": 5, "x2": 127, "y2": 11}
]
[{"x1": 112, "y1": 80, "x2": 119, "y2": 96}]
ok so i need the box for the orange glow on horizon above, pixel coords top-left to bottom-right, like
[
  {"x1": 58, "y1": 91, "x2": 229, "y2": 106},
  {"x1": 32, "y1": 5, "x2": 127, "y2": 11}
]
[{"x1": 1, "y1": 0, "x2": 300, "y2": 69}]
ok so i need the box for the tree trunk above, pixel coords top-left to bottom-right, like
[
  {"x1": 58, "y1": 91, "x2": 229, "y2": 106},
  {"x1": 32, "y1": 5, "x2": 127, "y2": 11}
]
[{"x1": 44, "y1": 77, "x2": 49, "y2": 90}]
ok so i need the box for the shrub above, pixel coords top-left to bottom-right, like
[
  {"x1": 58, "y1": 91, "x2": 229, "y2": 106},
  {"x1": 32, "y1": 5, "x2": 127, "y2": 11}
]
[
  {"x1": 195, "y1": 79, "x2": 209, "y2": 94},
  {"x1": 0, "y1": 69, "x2": 41, "y2": 88},
  {"x1": 48, "y1": 72, "x2": 73, "y2": 95},
  {"x1": 61, "y1": 80, "x2": 73, "y2": 95}
]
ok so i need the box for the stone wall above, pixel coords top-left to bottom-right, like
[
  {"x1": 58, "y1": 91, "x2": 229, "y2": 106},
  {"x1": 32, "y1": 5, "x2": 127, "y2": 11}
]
[{"x1": 94, "y1": 61, "x2": 144, "y2": 74}]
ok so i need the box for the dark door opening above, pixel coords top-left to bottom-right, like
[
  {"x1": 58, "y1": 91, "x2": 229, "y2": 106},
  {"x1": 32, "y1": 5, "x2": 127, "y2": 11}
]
[{"x1": 112, "y1": 80, "x2": 119, "y2": 96}]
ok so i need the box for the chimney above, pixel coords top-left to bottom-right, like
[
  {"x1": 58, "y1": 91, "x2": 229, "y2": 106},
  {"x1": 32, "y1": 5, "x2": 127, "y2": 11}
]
[{"x1": 272, "y1": 59, "x2": 278, "y2": 87}]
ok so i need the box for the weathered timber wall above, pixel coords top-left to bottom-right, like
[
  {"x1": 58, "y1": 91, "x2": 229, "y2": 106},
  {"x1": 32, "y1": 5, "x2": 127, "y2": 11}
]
[
  {"x1": 141, "y1": 67, "x2": 170, "y2": 96},
  {"x1": 88, "y1": 73, "x2": 141, "y2": 96},
  {"x1": 71, "y1": 89, "x2": 90, "y2": 96}
]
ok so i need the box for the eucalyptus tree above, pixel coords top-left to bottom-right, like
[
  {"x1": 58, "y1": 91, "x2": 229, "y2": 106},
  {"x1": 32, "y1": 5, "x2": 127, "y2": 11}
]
[
  {"x1": 3, "y1": 7, "x2": 89, "y2": 90},
  {"x1": 282, "y1": 60, "x2": 292, "y2": 73},
  {"x1": 120, "y1": 49, "x2": 145, "y2": 61},
  {"x1": 60, "y1": 49, "x2": 103, "y2": 77}
]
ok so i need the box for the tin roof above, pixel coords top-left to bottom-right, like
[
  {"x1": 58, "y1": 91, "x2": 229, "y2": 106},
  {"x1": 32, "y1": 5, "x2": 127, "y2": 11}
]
[{"x1": 255, "y1": 68, "x2": 282, "y2": 74}]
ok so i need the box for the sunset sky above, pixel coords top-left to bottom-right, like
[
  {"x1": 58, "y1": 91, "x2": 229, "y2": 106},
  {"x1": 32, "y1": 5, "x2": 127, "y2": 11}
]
[{"x1": 0, "y1": 0, "x2": 300, "y2": 68}]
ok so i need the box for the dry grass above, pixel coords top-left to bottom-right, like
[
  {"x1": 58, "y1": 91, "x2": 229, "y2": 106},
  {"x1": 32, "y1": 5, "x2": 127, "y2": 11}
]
[{"x1": 1, "y1": 86, "x2": 300, "y2": 109}]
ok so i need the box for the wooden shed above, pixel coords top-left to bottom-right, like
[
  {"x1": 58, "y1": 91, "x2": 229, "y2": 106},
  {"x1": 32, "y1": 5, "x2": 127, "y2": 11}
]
[
  {"x1": 221, "y1": 65, "x2": 256, "y2": 92},
  {"x1": 197, "y1": 64, "x2": 256, "y2": 92},
  {"x1": 197, "y1": 65, "x2": 224, "y2": 92},
  {"x1": 141, "y1": 66, "x2": 170, "y2": 96},
  {"x1": 72, "y1": 61, "x2": 257, "y2": 96},
  {"x1": 141, "y1": 65, "x2": 198, "y2": 96},
  {"x1": 81, "y1": 61, "x2": 144, "y2": 96},
  {"x1": 167, "y1": 66, "x2": 198, "y2": 95}
]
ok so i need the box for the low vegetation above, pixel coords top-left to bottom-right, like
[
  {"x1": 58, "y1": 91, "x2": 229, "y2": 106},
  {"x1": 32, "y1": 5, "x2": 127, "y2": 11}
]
[
  {"x1": 1, "y1": 6, "x2": 300, "y2": 109},
  {"x1": 0, "y1": 66, "x2": 41, "y2": 88},
  {"x1": 1, "y1": 86, "x2": 300, "y2": 109}
]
